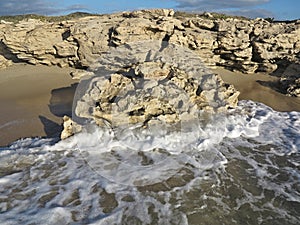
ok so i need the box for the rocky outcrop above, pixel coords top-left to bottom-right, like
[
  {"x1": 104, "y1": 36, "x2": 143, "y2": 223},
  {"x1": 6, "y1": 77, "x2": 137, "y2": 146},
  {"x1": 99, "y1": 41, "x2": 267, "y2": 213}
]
[
  {"x1": 72, "y1": 41, "x2": 239, "y2": 128},
  {"x1": 278, "y1": 63, "x2": 300, "y2": 97},
  {"x1": 283, "y1": 76, "x2": 300, "y2": 97},
  {"x1": 0, "y1": 9, "x2": 298, "y2": 71},
  {"x1": 0, "y1": 9, "x2": 299, "y2": 95}
]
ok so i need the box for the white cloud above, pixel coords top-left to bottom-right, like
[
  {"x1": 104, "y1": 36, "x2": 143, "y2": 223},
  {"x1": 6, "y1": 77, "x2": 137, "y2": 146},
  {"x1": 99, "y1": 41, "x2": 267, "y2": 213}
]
[
  {"x1": 220, "y1": 9, "x2": 274, "y2": 19},
  {"x1": 174, "y1": 0, "x2": 270, "y2": 10},
  {"x1": 172, "y1": 0, "x2": 272, "y2": 19},
  {"x1": 0, "y1": 0, "x2": 86, "y2": 16}
]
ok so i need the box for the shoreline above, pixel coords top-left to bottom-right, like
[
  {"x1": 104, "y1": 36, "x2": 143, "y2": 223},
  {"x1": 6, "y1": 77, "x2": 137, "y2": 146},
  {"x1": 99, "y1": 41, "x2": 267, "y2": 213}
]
[{"x1": 0, "y1": 64, "x2": 299, "y2": 147}]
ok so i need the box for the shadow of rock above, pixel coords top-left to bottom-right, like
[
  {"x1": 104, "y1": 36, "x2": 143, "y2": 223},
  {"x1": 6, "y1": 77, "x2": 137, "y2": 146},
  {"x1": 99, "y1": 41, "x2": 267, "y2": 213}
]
[
  {"x1": 258, "y1": 61, "x2": 300, "y2": 96},
  {"x1": 39, "y1": 115, "x2": 62, "y2": 138},
  {"x1": 39, "y1": 82, "x2": 78, "y2": 139},
  {"x1": 0, "y1": 40, "x2": 25, "y2": 63},
  {"x1": 256, "y1": 80, "x2": 286, "y2": 95},
  {"x1": 270, "y1": 60, "x2": 300, "y2": 77},
  {"x1": 49, "y1": 83, "x2": 78, "y2": 117}
]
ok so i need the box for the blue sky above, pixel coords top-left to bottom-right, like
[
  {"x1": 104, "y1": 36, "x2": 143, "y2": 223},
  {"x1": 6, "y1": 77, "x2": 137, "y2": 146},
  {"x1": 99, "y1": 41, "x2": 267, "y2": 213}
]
[{"x1": 0, "y1": 0, "x2": 298, "y2": 20}]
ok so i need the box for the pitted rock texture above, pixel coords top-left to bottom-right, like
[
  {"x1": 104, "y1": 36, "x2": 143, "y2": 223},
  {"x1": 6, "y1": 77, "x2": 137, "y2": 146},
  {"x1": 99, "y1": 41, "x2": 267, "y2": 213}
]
[
  {"x1": 61, "y1": 116, "x2": 82, "y2": 139},
  {"x1": 0, "y1": 9, "x2": 299, "y2": 72},
  {"x1": 72, "y1": 41, "x2": 239, "y2": 127},
  {"x1": 278, "y1": 63, "x2": 300, "y2": 97}
]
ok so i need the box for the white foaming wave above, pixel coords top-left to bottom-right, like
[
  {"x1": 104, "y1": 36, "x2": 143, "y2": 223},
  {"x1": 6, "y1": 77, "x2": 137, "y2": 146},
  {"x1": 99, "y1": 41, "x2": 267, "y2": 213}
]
[
  {"x1": 43, "y1": 100, "x2": 271, "y2": 187},
  {"x1": 1, "y1": 100, "x2": 299, "y2": 224},
  {"x1": 0, "y1": 100, "x2": 272, "y2": 188},
  {"x1": 238, "y1": 101, "x2": 300, "y2": 154},
  {"x1": 2, "y1": 100, "x2": 298, "y2": 190},
  {"x1": 2, "y1": 100, "x2": 281, "y2": 154}
]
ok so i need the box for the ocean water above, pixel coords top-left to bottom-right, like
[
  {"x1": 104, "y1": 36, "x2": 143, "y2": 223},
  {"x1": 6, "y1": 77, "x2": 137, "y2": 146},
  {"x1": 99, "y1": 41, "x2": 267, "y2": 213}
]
[{"x1": 0, "y1": 100, "x2": 299, "y2": 225}]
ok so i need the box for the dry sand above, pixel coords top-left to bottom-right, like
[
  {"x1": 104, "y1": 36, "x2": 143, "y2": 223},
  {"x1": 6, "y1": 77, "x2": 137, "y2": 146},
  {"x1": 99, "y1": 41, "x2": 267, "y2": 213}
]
[
  {"x1": 0, "y1": 64, "x2": 77, "y2": 146},
  {"x1": 0, "y1": 65, "x2": 300, "y2": 147}
]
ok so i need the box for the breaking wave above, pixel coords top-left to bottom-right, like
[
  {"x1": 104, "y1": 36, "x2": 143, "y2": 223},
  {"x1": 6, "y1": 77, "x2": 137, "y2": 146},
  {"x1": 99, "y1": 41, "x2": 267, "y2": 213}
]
[{"x1": 1, "y1": 101, "x2": 299, "y2": 224}]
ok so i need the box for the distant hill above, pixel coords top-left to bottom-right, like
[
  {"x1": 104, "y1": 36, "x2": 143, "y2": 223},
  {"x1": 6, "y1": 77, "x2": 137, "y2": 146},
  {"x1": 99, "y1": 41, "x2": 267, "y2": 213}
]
[
  {"x1": 0, "y1": 10, "x2": 298, "y2": 24},
  {"x1": 0, "y1": 12, "x2": 100, "y2": 23}
]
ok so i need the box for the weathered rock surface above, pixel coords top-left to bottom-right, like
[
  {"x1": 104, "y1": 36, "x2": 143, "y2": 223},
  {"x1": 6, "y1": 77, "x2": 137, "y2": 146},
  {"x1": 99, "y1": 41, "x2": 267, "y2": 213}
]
[
  {"x1": 278, "y1": 63, "x2": 300, "y2": 97},
  {"x1": 61, "y1": 115, "x2": 82, "y2": 139},
  {"x1": 0, "y1": 10, "x2": 298, "y2": 72},
  {"x1": 0, "y1": 9, "x2": 299, "y2": 95},
  {"x1": 72, "y1": 41, "x2": 239, "y2": 128}
]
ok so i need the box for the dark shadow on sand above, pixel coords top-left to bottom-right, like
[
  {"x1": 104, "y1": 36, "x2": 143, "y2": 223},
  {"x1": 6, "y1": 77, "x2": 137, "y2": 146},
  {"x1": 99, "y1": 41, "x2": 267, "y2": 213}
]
[
  {"x1": 39, "y1": 115, "x2": 62, "y2": 138},
  {"x1": 256, "y1": 80, "x2": 286, "y2": 94},
  {"x1": 39, "y1": 83, "x2": 78, "y2": 139},
  {"x1": 49, "y1": 83, "x2": 78, "y2": 117},
  {"x1": 256, "y1": 60, "x2": 300, "y2": 95}
]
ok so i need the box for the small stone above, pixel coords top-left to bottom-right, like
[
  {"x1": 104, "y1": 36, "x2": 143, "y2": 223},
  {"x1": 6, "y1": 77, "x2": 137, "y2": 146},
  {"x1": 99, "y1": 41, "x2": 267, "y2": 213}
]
[{"x1": 61, "y1": 116, "x2": 82, "y2": 139}]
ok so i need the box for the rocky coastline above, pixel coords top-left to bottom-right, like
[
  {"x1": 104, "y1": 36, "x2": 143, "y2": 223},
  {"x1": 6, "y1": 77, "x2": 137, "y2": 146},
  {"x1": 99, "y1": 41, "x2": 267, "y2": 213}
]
[
  {"x1": 0, "y1": 9, "x2": 299, "y2": 94},
  {"x1": 0, "y1": 9, "x2": 299, "y2": 138}
]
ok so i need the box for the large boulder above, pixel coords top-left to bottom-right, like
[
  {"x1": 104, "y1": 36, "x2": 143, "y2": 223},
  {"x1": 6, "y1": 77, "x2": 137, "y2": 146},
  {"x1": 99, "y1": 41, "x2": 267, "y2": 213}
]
[{"x1": 72, "y1": 41, "x2": 239, "y2": 128}]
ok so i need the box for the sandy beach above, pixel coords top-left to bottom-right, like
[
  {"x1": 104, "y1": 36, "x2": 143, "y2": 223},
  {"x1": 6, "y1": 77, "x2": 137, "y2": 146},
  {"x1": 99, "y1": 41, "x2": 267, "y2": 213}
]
[
  {"x1": 0, "y1": 64, "x2": 300, "y2": 146},
  {"x1": 215, "y1": 68, "x2": 300, "y2": 112},
  {"x1": 0, "y1": 64, "x2": 77, "y2": 146}
]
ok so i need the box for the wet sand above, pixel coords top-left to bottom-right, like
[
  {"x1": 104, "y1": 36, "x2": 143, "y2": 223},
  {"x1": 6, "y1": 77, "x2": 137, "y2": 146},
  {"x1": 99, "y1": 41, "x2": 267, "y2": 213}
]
[
  {"x1": 0, "y1": 64, "x2": 77, "y2": 146},
  {"x1": 1, "y1": 64, "x2": 300, "y2": 146},
  {"x1": 214, "y1": 68, "x2": 300, "y2": 112}
]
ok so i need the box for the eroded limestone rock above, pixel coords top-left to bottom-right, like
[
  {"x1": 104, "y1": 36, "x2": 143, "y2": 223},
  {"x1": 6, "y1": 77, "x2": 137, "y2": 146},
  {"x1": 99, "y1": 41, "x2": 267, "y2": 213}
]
[
  {"x1": 0, "y1": 55, "x2": 12, "y2": 68},
  {"x1": 0, "y1": 9, "x2": 299, "y2": 96},
  {"x1": 279, "y1": 63, "x2": 300, "y2": 97},
  {"x1": 61, "y1": 116, "x2": 82, "y2": 139},
  {"x1": 73, "y1": 41, "x2": 239, "y2": 128}
]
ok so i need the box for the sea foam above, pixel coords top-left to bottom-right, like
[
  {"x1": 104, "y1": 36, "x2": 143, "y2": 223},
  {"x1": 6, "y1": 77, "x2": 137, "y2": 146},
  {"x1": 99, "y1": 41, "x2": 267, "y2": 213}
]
[{"x1": 0, "y1": 100, "x2": 299, "y2": 224}]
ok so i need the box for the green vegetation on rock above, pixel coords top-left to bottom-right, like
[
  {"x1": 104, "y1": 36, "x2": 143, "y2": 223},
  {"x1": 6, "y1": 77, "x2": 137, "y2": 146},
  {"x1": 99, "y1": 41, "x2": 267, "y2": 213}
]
[
  {"x1": 0, "y1": 12, "x2": 100, "y2": 23},
  {"x1": 174, "y1": 11, "x2": 249, "y2": 21}
]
